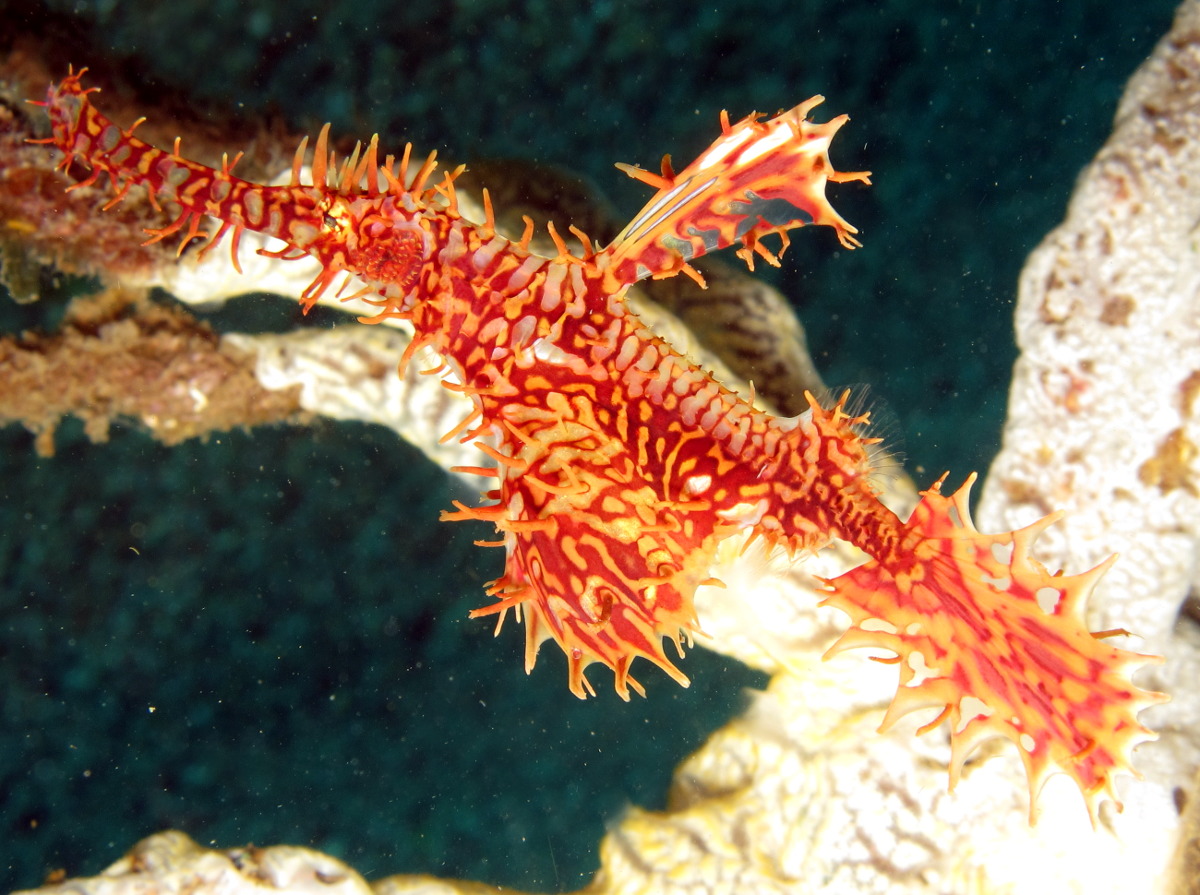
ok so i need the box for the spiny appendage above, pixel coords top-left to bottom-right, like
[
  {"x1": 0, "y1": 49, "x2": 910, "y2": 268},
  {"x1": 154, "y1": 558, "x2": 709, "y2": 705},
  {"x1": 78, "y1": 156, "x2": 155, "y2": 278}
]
[
  {"x1": 464, "y1": 511, "x2": 708, "y2": 701},
  {"x1": 477, "y1": 564, "x2": 701, "y2": 702},
  {"x1": 819, "y1": 474, "x2": 1164, "y2": 821},
  {"x1": 605, "y1": 97, "x2": 871, "y2": 287},
  {"x1": 34, "y1": 68, "x2": 257, "y2": 265},
  {"x1": 448, "y1": 397, "x2": 720, "y2": 700},
  {"x1": 739, "y1": 389, "x2": 887, "y2": 560},
  {"x1": 34, "y1": 70, "x2": 461, "y2": 310},
  {"x1": 255, "y1": 118, "x2": 470, "y2": 313}
]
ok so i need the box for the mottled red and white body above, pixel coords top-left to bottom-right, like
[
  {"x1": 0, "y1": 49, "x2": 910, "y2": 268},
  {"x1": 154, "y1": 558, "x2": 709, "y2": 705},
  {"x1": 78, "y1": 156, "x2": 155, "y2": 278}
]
[{"x1": 33, "y1": 68, "x2": 1162, "y2": 821}]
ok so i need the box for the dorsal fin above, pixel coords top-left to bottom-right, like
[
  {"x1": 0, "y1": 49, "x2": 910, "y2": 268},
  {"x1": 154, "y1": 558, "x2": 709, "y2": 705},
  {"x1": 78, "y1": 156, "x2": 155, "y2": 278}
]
[{"x1": 604, "y1": 98, "x2": 870, "y2": 286}]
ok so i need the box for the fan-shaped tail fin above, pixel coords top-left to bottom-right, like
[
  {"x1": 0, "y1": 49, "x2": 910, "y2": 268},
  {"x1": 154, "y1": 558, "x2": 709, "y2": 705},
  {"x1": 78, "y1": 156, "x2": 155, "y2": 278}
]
[{"x1": 821, "y1": 474, "x2": 1165, "y2": 822}]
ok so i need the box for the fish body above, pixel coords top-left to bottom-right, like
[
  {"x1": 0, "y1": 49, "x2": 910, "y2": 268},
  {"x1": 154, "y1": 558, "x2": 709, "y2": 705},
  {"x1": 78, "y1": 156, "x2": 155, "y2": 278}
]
[{"x1": 34, "y1": 69, "x2": 1162, "y2": 818}]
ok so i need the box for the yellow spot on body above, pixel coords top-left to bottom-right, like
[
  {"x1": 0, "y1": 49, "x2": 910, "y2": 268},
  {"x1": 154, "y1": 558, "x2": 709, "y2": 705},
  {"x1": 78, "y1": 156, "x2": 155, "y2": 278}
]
[
  {"x1": 1062, "y1": 678, "x2": 1089, "y2": 705},
  {"x1": 716, "y1": 499, "x2": 767, "y2": 526},
  {"x1": 635, "y1": 345, "x2": 658, "y2": 372},
  {"x1": 291, "y1": 221, "x2": 320, "y2": 245},
  {"x1": 478, "y1": 317, "x2": 508, "y2": 346},
  {"x1": 597, "y1": 514, "x2": 644, "y2": 544},
  {"x1": 99, "y1": 124, "x2": 121, "y2": 151},
  {"x1": 243, "y1": 189, "x2": 264, "y2": 224}
]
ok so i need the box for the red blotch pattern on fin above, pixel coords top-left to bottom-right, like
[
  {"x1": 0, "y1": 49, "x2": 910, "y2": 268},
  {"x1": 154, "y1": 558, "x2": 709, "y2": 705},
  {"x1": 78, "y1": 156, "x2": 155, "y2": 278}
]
[
  {"x1": 606, "y1": 98, "x2": 871, "y2": 284},
  {"x1": 820, "y1": 474, "x2": 1165, "y2": 821}
]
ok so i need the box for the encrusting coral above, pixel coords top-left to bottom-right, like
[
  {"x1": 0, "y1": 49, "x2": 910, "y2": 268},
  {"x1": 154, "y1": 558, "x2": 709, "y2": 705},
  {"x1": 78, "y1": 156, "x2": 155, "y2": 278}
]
[
  {"x1": 5, "y1": 2, "x2": 1200, "y2": 892},
  {"x1": 0, "y1": 286, "x2": 307, "y2": 455},
  {"x1": 977, "y1": 0, "x2": 1200, "y2": 882}
]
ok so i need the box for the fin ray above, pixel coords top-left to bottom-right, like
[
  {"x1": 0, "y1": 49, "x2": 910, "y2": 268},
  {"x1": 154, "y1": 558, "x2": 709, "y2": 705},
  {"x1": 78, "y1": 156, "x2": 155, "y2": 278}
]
[
  {"x1": 605, "y1": 98, "x2": 870, "y2": 285},
  {"x1": 820, "y1": 475, "x2": 1164, "y2": 822}
]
